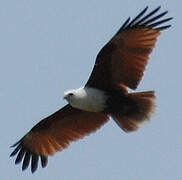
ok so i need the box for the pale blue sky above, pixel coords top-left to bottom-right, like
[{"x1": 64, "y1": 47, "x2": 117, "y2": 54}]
[{"x1": 1, "y1": 0, "x2": 181, "y2": 179}]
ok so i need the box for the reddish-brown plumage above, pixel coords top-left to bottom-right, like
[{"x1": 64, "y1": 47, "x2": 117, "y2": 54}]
[
  {"x1": 10, "y1": 6, "x2": 172, "y2": 173},
  {"x1": 86, "y1": 27, "x2": 161, "y2": 91},
  {"x1": 111, "y1": 91, "x2": 155, "y2": 132},
  {"x1": 111, "y1": 29, "x2": 160, "y2": 89},
  {"x1": 11, "y1": 105, "x2": 108, "y2": 172},
  {"x1": 26, "y1": 105, "x2": 109, "y2": 155}
]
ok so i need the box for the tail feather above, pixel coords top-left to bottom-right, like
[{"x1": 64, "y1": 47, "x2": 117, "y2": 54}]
[{"x1": 112, "y1": 91, "x2": 155, "y2": 132}]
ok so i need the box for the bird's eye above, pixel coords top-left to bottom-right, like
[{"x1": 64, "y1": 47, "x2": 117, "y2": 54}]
[{"x1": 69, "y1": 93, "x2": 74, "y2": 96}]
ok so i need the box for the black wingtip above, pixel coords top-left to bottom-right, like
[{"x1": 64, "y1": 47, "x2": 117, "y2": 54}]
[
  {"x1": 156, "y1": 5, "x2": 161, "y2": 11},
  {"x1": 10, "y1": 140, "x2": 43, "y2": 173},
  {"x1": 120, "y1": 17, "x2": 130, "y2": 30},
  {"x1": 152, "y1": 6, "x2": 162, "y2": 14},
  {"x1": 148, "y1": 17, "x2": 173, "y2": 29},
  {"x1": 41, "y1": 156, "x2": 48, "y2": 168},
  {"x1": 120, "y1": 6, "x2": 172, "y2": 31},
  {"x1": 117, "y1": 6, "x2": 172, "y2": 34},
  {"x1": 10, "y1": 140, "x2": 21, "y2": 148},
  {"x1": 155, "y1": 24, "x2": 172, "y2": 31},
  {"x1": 127, "y1": 6, "x2": 149, "y2": 27},
  {"x1": 10, "y1": 144, "x2": 21, "y2": 157},
  {"x1": 31, "y1": 154, "x2": 39, "y2": 173},
  {"x1": 142, "y1": 6, "x2": 149, "y2": 13},
  {"x1": 134, "y1": 6, "x2": 161, "y2": 26},
  {"x1": 22, "y1": 152, "x2": 31, "y2": 171},
  {"x1": 142, "y1": 10, "x2": 169, "y2": 26},
  {"x1": 15, "y1": 148, "x2": 25, "y2": 164}
]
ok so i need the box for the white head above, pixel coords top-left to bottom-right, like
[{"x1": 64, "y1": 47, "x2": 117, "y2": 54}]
[
  {"x1": 63, "y1": 87, "x2": 108, "y2": 112},
  {"x1": 63, "y1": 88, "x2": 84, "y2": 104}
]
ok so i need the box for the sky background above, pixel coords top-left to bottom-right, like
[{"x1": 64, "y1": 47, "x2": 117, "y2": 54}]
[{"x1": 1, "y1": 0, "x2": 181, "y2": 179}]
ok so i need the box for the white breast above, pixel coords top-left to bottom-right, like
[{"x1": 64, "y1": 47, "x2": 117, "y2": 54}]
[{"x1": 67, "y1": 87, "x2": 108, "y2": 112}]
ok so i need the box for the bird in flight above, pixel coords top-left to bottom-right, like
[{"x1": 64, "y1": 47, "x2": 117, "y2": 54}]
[{"x1": 10, "y1": 6, "x2": 172, "y2": 173}]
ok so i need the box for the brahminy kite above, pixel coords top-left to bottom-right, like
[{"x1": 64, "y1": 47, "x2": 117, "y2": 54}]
[{"x1": 10, "y1": 6, "x2": 172, "y2": 173}]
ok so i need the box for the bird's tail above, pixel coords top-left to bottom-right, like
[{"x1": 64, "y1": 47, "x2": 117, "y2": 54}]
[{"x1": 111, "y1": 91, "x2": 155, "y2": 132}]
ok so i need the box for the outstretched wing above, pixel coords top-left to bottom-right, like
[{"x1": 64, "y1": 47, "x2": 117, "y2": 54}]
[
  {"x1": 10, "y1": 105, "x2": 109, "y2": 173},
  {"x1": 86, "y1": 6, "x2": 172, "y2": 91}
]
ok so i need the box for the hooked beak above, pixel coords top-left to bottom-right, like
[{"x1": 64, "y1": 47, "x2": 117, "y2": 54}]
[{"x1": 63, "y1": 94, "x2": 68, "y2": 100}]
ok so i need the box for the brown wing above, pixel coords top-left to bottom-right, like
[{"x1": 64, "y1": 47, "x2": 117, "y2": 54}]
[
  {"x1": 10, "y1": 105, "x2": 109, "y2": 173},
  {"x1": 86, "y1": 6, "x2": 172, "y2": 91}
]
